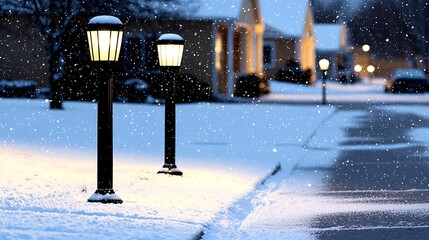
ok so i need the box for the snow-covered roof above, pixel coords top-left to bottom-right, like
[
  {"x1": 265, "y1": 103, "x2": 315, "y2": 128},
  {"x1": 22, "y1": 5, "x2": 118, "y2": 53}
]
[
  {"x1": 260, "y1": 0, "x2": 310, "y2": 37},
  {"x1": 264, "y1": 24, "x2": 293, "y2": 39},
  {"x1": 191, "y1": 0, "x2": 243, "y2": 20},
  {"x1": 189, "y1": 0, "x2": 310, "y2": 37},
  {"x1": 315, "y1": 24, "x2": 344, "y2": 52}
]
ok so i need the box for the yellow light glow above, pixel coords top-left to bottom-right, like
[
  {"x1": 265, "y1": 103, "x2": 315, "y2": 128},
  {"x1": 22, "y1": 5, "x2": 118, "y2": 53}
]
[
  {"x1": 87, "y1": 30, "x2": 123, "y2": 61},
  {"x1": 98, "y1": 30, "x2": 111, "y2": 60},
  {"x1": 318, "y1": 59, "x2": 330, "y2": 71},
  {"x1": 367, "y1": 65, "x2": 375, "y2": 73},
  {"x1": 87, "y1": 31, "x2": 94, "y2": 61},
  {"x1": 362, "y1": 44, "x2": 370, "y2": 52},
  {"x1": 157, "y1": 44, "x2": 184, "y2": 67},
  {"x1": 354, "y1": 64, "x2": 363, "y2": 72}
]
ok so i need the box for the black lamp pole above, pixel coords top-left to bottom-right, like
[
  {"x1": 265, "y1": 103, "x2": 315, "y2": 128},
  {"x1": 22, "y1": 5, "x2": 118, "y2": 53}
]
[
  {"x1": 87, "y1": 15, "x2": 124, "y2": 204},
  {"x1": 156, "y1": 34, "x2": 185, "y2": 176},
  {"x1": 322, "y1": 70, "x2": 327, "y2": 105},
  {"x1": 162, "y1": 67, "x2": 180, "y2": 174}
]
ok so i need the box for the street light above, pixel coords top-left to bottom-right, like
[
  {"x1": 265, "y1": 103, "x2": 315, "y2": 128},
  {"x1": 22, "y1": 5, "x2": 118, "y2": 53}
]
[
  {"x1": 156, "y1": 33, "x2": 185, "y2": 176},
  {"x1": 86, "y1": 15, "x2": 124, "y2": 204},
  {"x1": 354, "y1": 64, "x2": 363, "y2": 73},
  {"x1": 362, "y1": 44, "x2": 370, "y2": 52},
  {"x1": 319, "y1": 59, "x2": 330, "y2": 105},
  {"x1": 367, "y1": 65, "x2": 375, "y2": 74}
]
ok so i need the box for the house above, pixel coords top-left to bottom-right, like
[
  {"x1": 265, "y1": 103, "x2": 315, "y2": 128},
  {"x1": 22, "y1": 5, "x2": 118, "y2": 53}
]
[
  {"x1": 125, "y1": 0, "x2": 319, "y2": 96},
  {"x1": 157, "y1": 0, "x2": 266, "y2": 100},
  {"x1": 314, "y1": 23, "x2": 354, "y2": 82},
  {"x1": 261, "y1": 0, "x2": 317, "y2": 84},
  {"x1": 85, "y1": 0, "x2": 266, "y2": 101}
]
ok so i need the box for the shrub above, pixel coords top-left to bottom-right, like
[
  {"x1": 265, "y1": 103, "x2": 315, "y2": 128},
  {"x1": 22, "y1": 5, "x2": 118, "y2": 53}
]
[
  {"x1": 234, "y1": 74, "x2": 261, "y2": 98},
  {"x1": 275, "y1": 60, "x2": 312, "y2": 85},
  {"x1": 175, "y1": 74, "x2": 211, "y2": 103}
]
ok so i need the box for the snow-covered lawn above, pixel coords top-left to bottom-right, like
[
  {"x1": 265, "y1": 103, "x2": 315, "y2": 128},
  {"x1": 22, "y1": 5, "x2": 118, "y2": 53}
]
[
  {"x1": 0, "y1": 96, "x2": 334, "y2": 239},
  {"x1": 1, "y1": 79, "x2": 428, "y2": 239}
]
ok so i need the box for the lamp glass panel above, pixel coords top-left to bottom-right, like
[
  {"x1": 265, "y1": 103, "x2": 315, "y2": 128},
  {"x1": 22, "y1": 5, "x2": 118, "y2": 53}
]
[
  {"x1": 109, "y1": 31, "x2": 118, "y2": 61},
  {"x1": 98, "y1": 30, "x2": 111, "y2": 61},
  {"x1": 87, "y1": 31, "x2": 94, "y2": 61},
  {"x1": 90, "y1": 31, "x2": 99, "y2": 61},
  {"x1": 157, "y1": 44, "x2": 184, "y2": 67},
  {"x1": 115, "y1": 31, "x2": 123, "y2": 61}
]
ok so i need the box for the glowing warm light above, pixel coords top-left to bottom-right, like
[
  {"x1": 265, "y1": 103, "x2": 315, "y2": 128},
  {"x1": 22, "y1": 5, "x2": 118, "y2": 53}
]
[
  {"x1": 87, "y1": 16, "x2": 124, "y2": 62},
  {"x1": 362, "y1": 44, "x2": 370, "y2": 52},
  {"x1": 367, "y1": 65, "x2": 375, "y2": 73},
  {"x1": 157, "y1": 34, "x2": 185, "y2": 67},
  {"x1": 318, "y1": 59, "x2": 330, "y2": 71},
  {"x1": 354, "y1": 64, "x2": 363, "y2": 72}
]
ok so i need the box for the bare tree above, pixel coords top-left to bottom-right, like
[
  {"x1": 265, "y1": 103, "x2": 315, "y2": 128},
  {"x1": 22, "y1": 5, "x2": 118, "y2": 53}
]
[
  {"x1": 314, "y1": 0, "x2": 351, "y2": 23},
  {"x1": 402, "y1": 0, "x2": 429, "y2": 70},
  {"x1": 0, "y1": 0, "x2": 197, "y2": 109},
  {"x1": 347, "y1": 0, "x2": 412, "y2": 59}
]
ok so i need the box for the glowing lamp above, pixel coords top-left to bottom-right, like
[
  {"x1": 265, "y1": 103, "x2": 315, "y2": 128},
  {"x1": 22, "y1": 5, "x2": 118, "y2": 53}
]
[
  {"x1": 157, "y1": 33, "x2": 185, "y2": 68},
  {"x1": 87, "y1": 15, "x2": 124, "y2": 62},
  {"x1": 319, "y1": 59, "x2": 330, "y2": 71}
]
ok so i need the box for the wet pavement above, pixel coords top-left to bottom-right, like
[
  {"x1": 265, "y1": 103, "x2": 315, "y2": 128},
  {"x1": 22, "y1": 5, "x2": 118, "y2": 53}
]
[{"x1": 306, "y1": 104, "x2": 429, "y2": 239}]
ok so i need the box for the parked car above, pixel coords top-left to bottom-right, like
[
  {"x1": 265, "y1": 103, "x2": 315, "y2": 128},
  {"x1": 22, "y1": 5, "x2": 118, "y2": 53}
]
[
  {"x1": 385, "y1": 68, "x2": 428, "y2": 93},
  {"x1": 337, "y1": 65, "x2": 361, "y2": 84},
  {"x1": 275, "y1": 60, "x2": 311, "y2": 85}
]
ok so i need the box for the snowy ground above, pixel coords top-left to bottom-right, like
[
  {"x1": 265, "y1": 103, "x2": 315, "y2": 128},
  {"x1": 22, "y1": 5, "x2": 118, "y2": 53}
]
[
  {"x1": 262, "y1": 78, "x2": 429, "y2": 104},
  {"x1": 0, "y1": 78, "x2": 428, "y2": 239}
]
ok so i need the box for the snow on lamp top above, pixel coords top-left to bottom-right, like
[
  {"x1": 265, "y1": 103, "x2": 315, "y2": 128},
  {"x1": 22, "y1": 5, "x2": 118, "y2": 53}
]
[
  {"x1": 87, "y1": 15, "x2": 124, "y2": 62},
  {"x1": 88, "y1": 15, "x2": 123, "y2": 25},
  {"x1": 157, "y1": 33, "x2": 185, "y2": 68}
]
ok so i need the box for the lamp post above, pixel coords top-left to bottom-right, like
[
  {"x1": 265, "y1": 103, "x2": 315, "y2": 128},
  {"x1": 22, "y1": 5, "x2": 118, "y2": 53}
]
[
  {"x1": 156, "y1": 33, "x2": 185, "y2": 176},
  {"x1": 319, "y1": 59, "x2": 330, "y2": 105},
  {"x1": 86, "y1": 15, "x2": 124, "y2": 204}
]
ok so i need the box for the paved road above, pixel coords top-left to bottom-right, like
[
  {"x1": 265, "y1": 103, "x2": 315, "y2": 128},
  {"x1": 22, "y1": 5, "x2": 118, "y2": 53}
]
[{"x1": 301, "y1": 103, "x2": 429, "y2": 239}]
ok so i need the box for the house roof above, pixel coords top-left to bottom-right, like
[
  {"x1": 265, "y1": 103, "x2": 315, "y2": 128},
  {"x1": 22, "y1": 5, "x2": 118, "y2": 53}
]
[
  {"x1": 261, "y1": 0, "x2": 310, "y2": 37},
  {"x1": 314, "y1": 24, "x2": 344, "y2": 52},
  {"x1": 190, "y1": 0, "x2": 243, "y2": 20},
  {"x1": 264, "y1": 24, "x2": 293, "y2": 39},
  {"x1": 188, "y1": 0, "x2": 310, "y2": 37}
]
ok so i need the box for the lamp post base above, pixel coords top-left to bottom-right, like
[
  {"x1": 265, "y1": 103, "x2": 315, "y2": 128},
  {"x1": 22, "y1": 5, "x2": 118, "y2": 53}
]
[
  {"x1": 157, "y1": 164, "x2": 183, "y2": 176},
  {"x1": 88, "y1": 189, "x2": 123, "y2": 204}
]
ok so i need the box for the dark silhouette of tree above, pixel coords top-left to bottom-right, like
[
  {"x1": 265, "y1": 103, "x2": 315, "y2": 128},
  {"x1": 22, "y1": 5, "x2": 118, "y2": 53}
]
[
  {"x1": 314, "y1": 0, "x2": 350, "y2": 23},
  {"x1": 402, "y1": 0, "x2": 429, "y2": 69},
  {"x1": 348, "y1": 0, "x2": 411, "y2": 58}
]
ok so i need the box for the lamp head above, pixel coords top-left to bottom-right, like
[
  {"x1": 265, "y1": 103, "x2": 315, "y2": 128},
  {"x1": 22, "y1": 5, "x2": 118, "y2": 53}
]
[
  {"x1": 319, "y1": 59, "x2": 330, "y2": 71},
  {"x1": 87, "y1": 15, "x2": 124, "y2": 62},
  {"x1": 157, "y1": 33, "x2": 185, "y2": 71}
]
